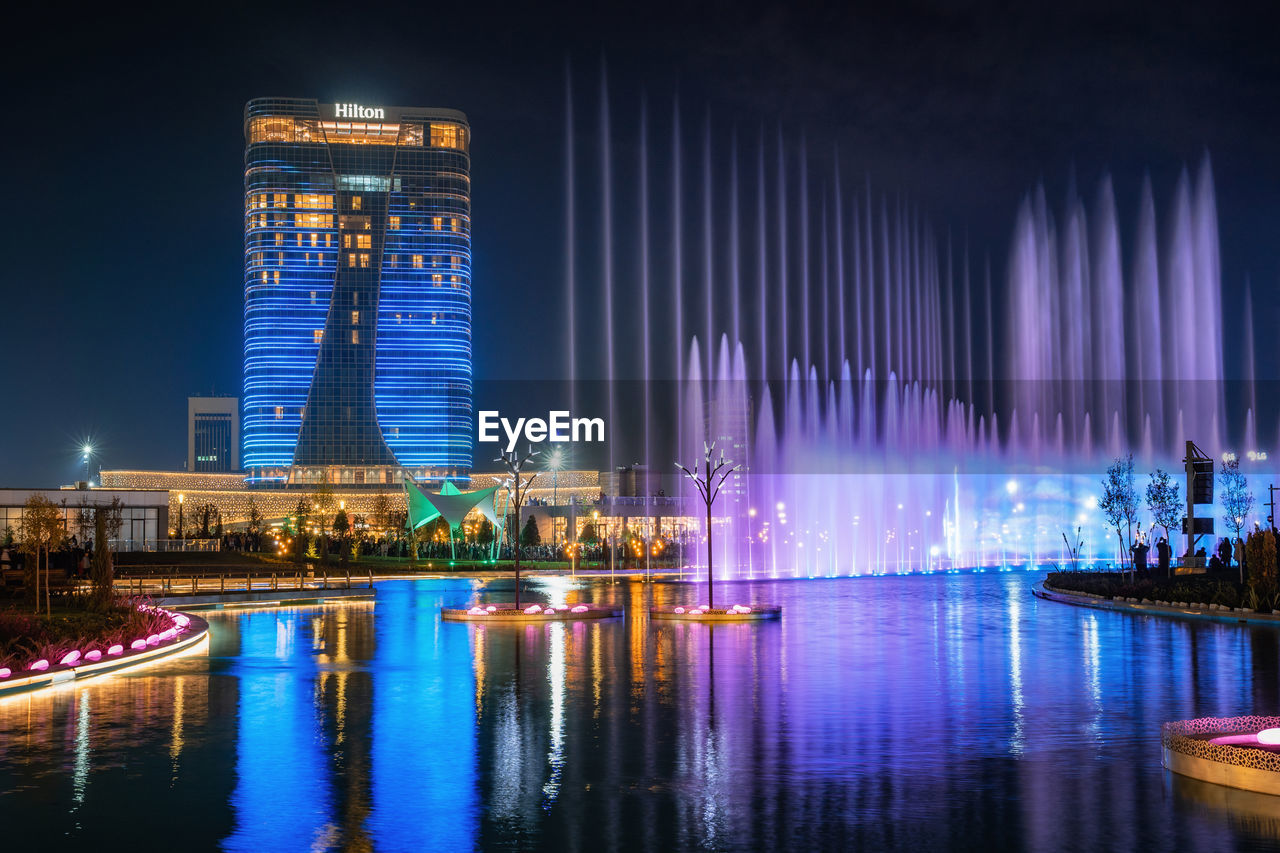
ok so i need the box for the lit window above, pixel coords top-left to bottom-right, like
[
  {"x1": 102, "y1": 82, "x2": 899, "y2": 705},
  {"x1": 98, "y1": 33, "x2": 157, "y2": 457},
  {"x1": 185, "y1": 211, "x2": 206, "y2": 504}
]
[
  {"x1": 347, "y1": 253, "x2": 356, "y2": 267},
  {"x1": 296, "y1": 234, "x2": 303, "y2": 247},
  {"x1": 261, "y1": 271, "x2": 268, "y2": 283},
  {"x1": 275, "y1": 406, "x2": 284, "y2": 420},
  {"x1": 432, "y1": 274, "x2": 443, "y2": 285},
  {"x1": 310, "y1": 291, "x2": 316, "y2": 304},
  {"x1": 273, "y1": 270, "x2": 280, "y2": 284},
  {"x1": 431, "y1": 313, "x2": 437, "y2": 325},
  {"x1": 389, "y1": 216, "x2": 400, "y2": 230},
  {"x1": 432, "y1": 216, "x2": 443, "y2": 230},
  {"x1": 343, "y1": 234, "x2": 353, "y2": 248},
  {"x1": 275, "y1": 232, "x2": 284, "y2": 246},
  {"x1": 351, "y1": 330, "x2": 360, "y2": 344},
  {"x1": 450, "y1": 256, "x2": 460, "y2": 268},
  {"x1": 273, "y1": 193, "x2": 287, "y2": 208},
  {"x1": 395, "y1": 313, "x2": 402, "y2": 323},
  {"x1": 313, "y1": 329, "x2": 323, "y2": 344},
  {"x1": 359, "y1": 253, "x2": 370, "y2": 268},
  {"x1": 325, "y1": 234, "x2": 332, "y2": 247},
  {"x1": 451, "y1": 218, "x2": 461, "y2": 233},
  {"x1": 412, "y1": 254, "x2": 424, "y2": 269},
  {"x1": 357, "y1": 234, "x2": 371, "y2": 249},
  {"x1": 389, "y1": 255, "x2": 397, "y2": 267},
  {"x1": 311, "y1": 233, "x2": 318, "y2": 247},
  {"x1": 305, "y1": 252, "x2": 311, "y2": 264},
  {"x1": 352, "y1": 196, "x2": 362, "y2": 211},
  {"x1": 351, "y1": 310, "x2": 360, "y2": 325}
]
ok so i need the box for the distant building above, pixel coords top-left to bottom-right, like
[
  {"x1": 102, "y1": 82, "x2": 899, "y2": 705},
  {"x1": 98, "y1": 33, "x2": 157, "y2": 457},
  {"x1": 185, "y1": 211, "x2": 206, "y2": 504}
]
[
  {"x1": 0, "y1": 487, "x2": 169, "y2": 551},
  {"x1": 241, "y1": 98, "x2": 473, "y2": 488},
  {"x1": 188, "y1": 397, "x2": 239, "y2": 473}
]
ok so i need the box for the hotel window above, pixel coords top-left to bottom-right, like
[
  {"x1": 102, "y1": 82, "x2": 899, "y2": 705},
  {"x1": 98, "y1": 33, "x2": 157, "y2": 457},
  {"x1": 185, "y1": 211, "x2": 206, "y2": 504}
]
[
  {"x1": 356, "y1": 234, "x2": 371, "y2": 249},
  {"x1": 261, "y1": 271, "x2": 269, "y2": 283},
  {"x1": 432, "y1": 274, "x2": 443, "y2": 286},
  {"x1": 310, "y1": 291, "x2": 317, "y2": 304},
  {"x1": 450, "y1": 275, "x2": 459, "y2": 287},
  {"x1": 343, "y1": 234, "x2": 353, "y2": 248},
  {"x1": 347, "y1": 253, "x2": 356, "y2": 267},
  {"x1": 273, "y1": 193, "x2": 288, "y2": 208},
  {"x1": 275, "y1": 406, "x2": 284, "y2": 420},
  {"x1": 277, "y1": 252, "x2": 284, "y2": 263},
  {"x1": 431, "y1": 313, "x2": 437, "y2": 325},
  {"x1": 351, "y1": 196, "x2": 363, "y2": 211},
  {"x1": 395, "y1": 313, "x2": 402, "y2": 323},
  {"x1": 304, "y1": 252, "x2": 311, "y2": 265},
  {"x1": 296, "y1": 234, "x2": 303, "y2": 247},
  {"x1": 275, "y1": 232, "x2": 284, "y2": 246},
  {"x1": 351, "y1": 330, "x2": 360, "y2": 344},
  {"x1": 389, "y1": 255, "x2": 397, "y2": 268},
  {"x1": 351, "y1": 310, "x2": 360, "y2": 325},
  {"x1": 412, "y1": 254, "x2": 423, "y2": 269},
  {"x1": 450, "y1": 256, "x2": 460, "y2": 269},
  {"x1": 325, "y1": 234, "x2": 333, "y2": 247},
  {"x1": 273, "y1": 270, "x2": 280, "y2": 284},
  {"x1": 359, "y1": 253, "x2": 370, "y2": 268},
  {"x1": 432, "y1": 216, "x2": 443, "y2": 230},
  {"x1": 451, "y1": 218, "x2": 461, "y2": 233},
  {"x1": 429, "y1": 123, "x2": 466, "y2": 151},
  {"x1": 313, "y1": 329, "x2": 323, "y2": 344},
  {"x1": 310, "y1": 233, "x2": 318, "y2": 247},
  {"x1": 389, "y1": 216, "x2": 400, "y2": 230}
]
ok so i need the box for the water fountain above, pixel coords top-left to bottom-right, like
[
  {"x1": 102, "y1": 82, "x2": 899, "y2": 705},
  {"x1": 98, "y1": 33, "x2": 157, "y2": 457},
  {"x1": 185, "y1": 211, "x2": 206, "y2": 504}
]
[{"x1": 567, "y1": 70, "x2": 1272, "y2": 579}]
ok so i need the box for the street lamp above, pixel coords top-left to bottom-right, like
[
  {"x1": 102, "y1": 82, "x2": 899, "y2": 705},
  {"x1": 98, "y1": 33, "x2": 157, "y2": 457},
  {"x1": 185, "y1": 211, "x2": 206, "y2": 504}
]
[
  {"x1": 81, "y1": 443, "x2": 93, "y2": 485},
  {"x1": 178, "y1": 493, "x2": 185, "y2": 550},
  {"x1": 546, "y1": 448, "x2": 566, "y2": 545}
]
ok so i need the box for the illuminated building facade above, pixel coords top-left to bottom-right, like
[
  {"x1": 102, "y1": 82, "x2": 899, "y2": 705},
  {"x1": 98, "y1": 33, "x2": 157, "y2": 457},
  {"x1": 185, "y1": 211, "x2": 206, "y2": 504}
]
[{"x1": 242, "y1": 98, "x2": 472, "y2": 487}]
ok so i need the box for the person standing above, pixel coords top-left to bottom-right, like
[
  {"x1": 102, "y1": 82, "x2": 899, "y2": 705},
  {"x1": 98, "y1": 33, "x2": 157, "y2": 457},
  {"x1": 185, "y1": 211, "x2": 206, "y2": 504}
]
[{"x1": 1156, "y1": 536, "x2": 1171, "y2": 579}]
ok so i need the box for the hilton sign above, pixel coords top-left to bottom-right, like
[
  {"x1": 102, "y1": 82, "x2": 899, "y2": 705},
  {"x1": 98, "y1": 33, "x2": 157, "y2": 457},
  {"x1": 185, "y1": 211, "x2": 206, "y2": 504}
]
[{"x1": 334, "y1": 103, "x2": 385, "y2": 120}]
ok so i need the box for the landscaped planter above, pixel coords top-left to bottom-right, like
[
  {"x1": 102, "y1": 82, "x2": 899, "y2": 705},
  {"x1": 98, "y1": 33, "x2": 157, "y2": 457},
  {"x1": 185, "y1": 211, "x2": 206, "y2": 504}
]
[
  {"x1": 0, "y1": 608, "x2": 209, "y2": 699},
  {"x1": 649, "y1": 604, "x2": 782, "y2": 622},
  {"x1": 1163, "y1": 716, "x2": 1280, "y2": 796},
  {"x1": 441, "y1": 603, "x2": 621, "y2": 623}
]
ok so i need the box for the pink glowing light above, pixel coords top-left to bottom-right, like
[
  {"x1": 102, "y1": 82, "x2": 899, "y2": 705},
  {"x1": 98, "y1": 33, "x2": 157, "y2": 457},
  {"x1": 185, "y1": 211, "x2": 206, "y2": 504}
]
[
  {"x1": 159, "y1": 628, "x2": 178, "y2": 641},
  {"x1": 1259, "y1": 728, "x2": 1280, "y2": 745},
  {"x1": 467, "y1": 607, "x2": 487, "y2": 616},
  {"x1": 174, "y1": 614, "x2": 191, "y2": 628},
  {"x1": 130, "y1": 639, "x2": 147, "y2": 650},
  {"x1": 571, "y1": 605, "x2": 590, "y2": 613},
  {"x1": 28, "y1": 659, "x2": 49, "y2": 671},
  {"x1": 674, "y1": 607, "x2": 686, "y2": 614},
  {"x1": 543, "y1": 608, "x2": 555, "y2": 615},
  {"x1": 106, "y1": 644, "x2": 124, "y2": 656},
  {"x1": 555, "y1": 604, "x2": 569, "y2": 611},
  {"x1": 59, "y1": 651, "x2": 81, "y2": 666},
  {"x1": 524, "y1": 605, "x2": 542, "y2": 615},
  {"x1": 84, "y1": 650, "x2": 102, "y2": 662},
  {"x1": 485, "y1": 605, "x2": 497, "y2": 612},
  {"x1": 146, "y1": 634, "x2": 160, "y2": 646},
  {"x1": 0, "y1": 668, "x2": 9, "y2": 678}
]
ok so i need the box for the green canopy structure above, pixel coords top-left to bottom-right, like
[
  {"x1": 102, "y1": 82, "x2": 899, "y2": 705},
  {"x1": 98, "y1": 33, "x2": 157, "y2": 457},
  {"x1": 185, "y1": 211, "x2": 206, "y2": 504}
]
[{"x1": 403, "y1": 478, "x2": 502, "y2": 559}]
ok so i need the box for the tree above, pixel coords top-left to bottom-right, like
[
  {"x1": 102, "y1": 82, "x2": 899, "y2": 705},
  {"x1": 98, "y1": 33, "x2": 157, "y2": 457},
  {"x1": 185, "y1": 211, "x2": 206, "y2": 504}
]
[
  {"x1": 521, "y1": 515, "x2": 541, "y2": 547},
  {"x1": 579, "y1": 520, "x2": 598, "y2": 544},
  {"x1": 496, "y1": 446, "x2": 542, "y2": 609},
  {"x1": 1220, "y1": 458, "x2": 1255, "y2": 583},
  {"x1": 90, "y1": 507, "x2": 114, "y2": 609},
  {"x1": 247, "y1": 497, "x2": 263, "y2": 536},
  {"x1": 677, "y1": 441, "x2": 741, "y2": 610},
  {"x1": 1245, "y1": 528, "x2": 1277, "y2": 592},
  {"x1": 291, "y1": 499, "x2": 310, "y2": 563},
  {"x1": 476, "y1": 517, "x2": 495, "y2": 546},
  {"x1": 1099, "y1": 454, "x2": 1139, "y2": 576},
  {"x1": 1145, "y1": 468, "x2": 1182, "y2": 557},
  {"x1": 332, "y1": 509, "x2": 351, "y2": 564},
  {"x1": 20, "y1": 494, "x2": 64, "y2": 614},
  {"x1": 371, "y1": 492, "x2": 393, "y2": 533}
]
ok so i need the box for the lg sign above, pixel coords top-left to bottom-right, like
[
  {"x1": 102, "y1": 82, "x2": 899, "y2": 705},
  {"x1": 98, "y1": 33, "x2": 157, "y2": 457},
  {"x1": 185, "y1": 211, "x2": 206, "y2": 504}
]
[{"x1": 334, "y1": 103, "x2": 385, "y2": 120}]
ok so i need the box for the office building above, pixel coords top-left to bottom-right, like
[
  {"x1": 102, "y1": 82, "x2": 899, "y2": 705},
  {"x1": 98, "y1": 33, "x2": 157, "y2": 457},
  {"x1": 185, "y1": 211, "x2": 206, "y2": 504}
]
[{"x1": 188, "y1": 396, "x2": 239, "y2": 473}]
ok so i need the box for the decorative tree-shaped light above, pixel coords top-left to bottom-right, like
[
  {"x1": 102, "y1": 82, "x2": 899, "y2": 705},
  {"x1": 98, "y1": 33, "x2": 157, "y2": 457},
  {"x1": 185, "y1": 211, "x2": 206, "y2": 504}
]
[
  {"x1": 497, "y1": 446, "x2": 541, "y2": 610},
  {"x1": 677, "y1": 441, "x2": 740, "y2": 610}
]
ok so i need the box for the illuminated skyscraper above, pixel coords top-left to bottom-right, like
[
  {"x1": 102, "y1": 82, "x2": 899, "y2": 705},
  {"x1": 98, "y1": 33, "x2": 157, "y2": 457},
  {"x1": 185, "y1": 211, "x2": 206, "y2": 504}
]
[{"x1": 242, "y1": 98, "x2": 472, "y2": 487}]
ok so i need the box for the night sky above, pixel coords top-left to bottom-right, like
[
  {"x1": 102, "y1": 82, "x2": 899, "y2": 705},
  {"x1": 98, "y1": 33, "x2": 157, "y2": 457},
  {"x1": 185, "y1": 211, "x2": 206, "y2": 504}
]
[{"x1": 4, "y1": 1, "x2": 1279, "y2": 484}]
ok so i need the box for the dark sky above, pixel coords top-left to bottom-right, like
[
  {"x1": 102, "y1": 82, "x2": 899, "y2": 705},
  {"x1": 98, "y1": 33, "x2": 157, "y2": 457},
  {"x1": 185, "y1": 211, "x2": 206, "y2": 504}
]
[{"x1": 4, "y1": 1, "x2": 1279, "y2": 484}]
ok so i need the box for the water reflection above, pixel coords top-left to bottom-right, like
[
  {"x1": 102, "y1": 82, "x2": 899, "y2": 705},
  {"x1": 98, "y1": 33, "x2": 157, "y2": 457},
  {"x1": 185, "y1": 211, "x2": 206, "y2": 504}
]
[{"x1": 0, "y1": 575, "x2": 1277, "y2": 851}]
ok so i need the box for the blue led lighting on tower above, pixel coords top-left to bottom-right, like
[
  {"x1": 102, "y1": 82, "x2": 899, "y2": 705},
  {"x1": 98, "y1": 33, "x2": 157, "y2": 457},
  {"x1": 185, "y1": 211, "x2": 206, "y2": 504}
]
[{"x1": 242, "y1": 98, "x2": 472, "y2": 487}]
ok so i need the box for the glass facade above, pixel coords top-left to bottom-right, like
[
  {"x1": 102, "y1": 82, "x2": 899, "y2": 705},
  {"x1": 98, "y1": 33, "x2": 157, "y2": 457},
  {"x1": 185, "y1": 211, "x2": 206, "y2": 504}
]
[
  {"x1": 242, "y1": 98, "x2": 472, "y2": 486},
  {"x1": 193, "y1": 412, "x2": 234, "y2": 472}
]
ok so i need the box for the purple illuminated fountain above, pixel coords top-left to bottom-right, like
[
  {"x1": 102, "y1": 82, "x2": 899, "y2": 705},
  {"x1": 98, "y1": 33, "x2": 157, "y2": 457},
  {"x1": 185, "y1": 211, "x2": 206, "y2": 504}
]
[{"x1": 568, "y1": 69, "x2": 1272, "y2": 579}]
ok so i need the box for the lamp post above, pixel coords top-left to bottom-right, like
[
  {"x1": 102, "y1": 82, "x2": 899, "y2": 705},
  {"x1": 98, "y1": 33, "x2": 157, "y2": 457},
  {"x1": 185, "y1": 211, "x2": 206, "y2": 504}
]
[
  {"x1": 178, "y1": 493, "x2": 185, "y2": 551},
  {"x1": 81, "y1": 443, "x2": 93, "y2": 486},
  {"x1": 546, "y1": 449, "x2": 565, "y2": 547}
]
